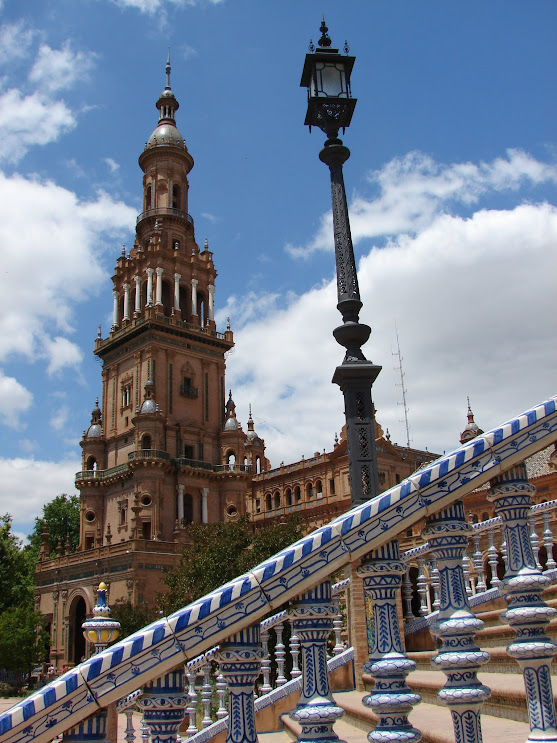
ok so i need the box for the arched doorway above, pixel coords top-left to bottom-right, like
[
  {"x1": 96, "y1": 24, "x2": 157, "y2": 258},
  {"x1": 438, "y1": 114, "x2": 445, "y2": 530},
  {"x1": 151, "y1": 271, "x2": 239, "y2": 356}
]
[{"x1": 68, "y1": 595, "x2": 87, "y2": 665}]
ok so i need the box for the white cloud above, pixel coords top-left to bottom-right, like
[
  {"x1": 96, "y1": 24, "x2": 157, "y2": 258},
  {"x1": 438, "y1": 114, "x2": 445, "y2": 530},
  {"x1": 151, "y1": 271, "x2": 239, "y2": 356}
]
[
  {"x1": 112, "y1": 0, "x2": 224, "y2": 12},
  {"x1": 287, "y1": 149, "x2": 557, "y2": 258},
  {"x1": 0, "y1": 172, "x2": 136, "y2": 366},
  {"x1": 0, "y1": 88, "x2": 75, "y2": 162},
  {"x1": 28, "y1": 42, "x2": 95, "y2": 93},
  {"x1": 50, "y1": 404, "x2": 70, "y2": 432},
  {"x1": 44, "y1": 336, "x2": 84, "y2": 376},
  {"x1": 104, "y1": 157, "x2": 120, "y2": 173},
  {"x1": 0, "y1": 371, "x2": 33, "y2": 428},
  {"x1": 0, "y1": 457, "x2": 80, "y2": 537},
  {"x1": 226, "y1": 186, "x2": 557, "y2": 466},
  {"x1": 0, "y1": 22, "x2": 34, "y2": 66}
]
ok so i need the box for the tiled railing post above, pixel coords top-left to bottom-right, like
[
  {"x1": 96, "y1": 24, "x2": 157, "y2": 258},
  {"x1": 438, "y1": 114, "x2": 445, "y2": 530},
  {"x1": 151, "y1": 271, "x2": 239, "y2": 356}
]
[
  {"x1": 288, "y1": 581, "x2": 345, "y2": 743},
  {"x1": 274, "y1": 620, "x2": 287, "y2": 686},
  {"x1": 62, "y1": 710, "x2": 110, "y2": 743},
  {"x1": 214, "y1": 626, "x2": 265, "y2": 743},
  {"x1": 136, "y1": 669, "x2": 188, "y2": 743},
  {"x1": 358, "y1": 540, "x2": 422, "y2": 743},
  {"x1": 186, "y1": 669, "x2": 198, "y2": 736},
  {"x1": 488, "y1": 464, "x2": 557, "y2": 741},
  {"x1": 472, "y1": 532, "x2": 487, "y2": 593},
  {"x1": 529, "y1": 513, "x2": 542, "y2": 571},
  {"x1": 124, "y1": 708, "x2": 136, "y2": 743},
  {"x1": 260, "y1": 627, "x2": 272, "y2": 695},
  {"x1": 417, "y1": 555, "x2": 429, "y2": 616},
  {"x1": 402, "y1": 567, "x2": 414, "y2": 620},
  {"x1": 422, "y1": 501, "x2": 490, "y2": 743},
  {"x1": 201, "y1": 661, "x2": 212, "y2": 727}
]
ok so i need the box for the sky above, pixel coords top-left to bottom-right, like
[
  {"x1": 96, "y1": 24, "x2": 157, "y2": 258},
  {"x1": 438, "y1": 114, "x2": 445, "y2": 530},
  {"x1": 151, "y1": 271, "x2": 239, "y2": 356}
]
[{"x1": 0, "y1": 0, "x2": 555, "y2": 540}]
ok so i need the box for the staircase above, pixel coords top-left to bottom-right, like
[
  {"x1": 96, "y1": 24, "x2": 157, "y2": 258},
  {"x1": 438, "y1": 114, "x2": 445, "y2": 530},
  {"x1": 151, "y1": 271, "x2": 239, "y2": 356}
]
[{"x1": 1, "y1": 397, "x2": 557, "y2": 743}]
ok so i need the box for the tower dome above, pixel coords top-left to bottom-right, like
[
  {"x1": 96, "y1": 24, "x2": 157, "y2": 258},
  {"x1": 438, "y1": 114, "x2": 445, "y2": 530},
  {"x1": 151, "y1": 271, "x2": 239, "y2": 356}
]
[
  {"x1": 224, "y1": 390, "x2": 239, "y2": 431},
  {"x1": 460, "y1": 398, "x2": 484, "y2": 444},
  {"x1": 139, "y1": 380, "x2": 157, "y2": 414},
  {"x1": 144, "y1": 53, "x2": 187, "y2": 152},
  {"x1": 85, "y1": 398, "x2": 102, "y2": 438}
]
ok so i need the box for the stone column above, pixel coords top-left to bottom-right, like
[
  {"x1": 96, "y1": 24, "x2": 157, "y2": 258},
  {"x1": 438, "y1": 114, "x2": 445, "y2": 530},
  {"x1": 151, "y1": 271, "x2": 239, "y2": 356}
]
[
  {"x1": 177, "y1": 484, "x2": 184, "y2": 528},
  {"x1": 288, "y1": 581, "x2": 345, "y2": 743},
  {"x1": 214, "y1": 626, "x2": 265, "y2": 743},
  {"x1": 155, "y1": 267, "x2": 163, "y2": 306},
  {"x1": 123, "y1": 283, "x2": 130, "y2": 321},
  {"x1": 488, "y1": 464, "x2": 557, "y2": 741},
  {"x1": 358, "y1": 540, "x2": 422, "y2": 743},
  {"x1": 112, "y1": 290, "x2": 118, "y2": 330},
  {"x1": 134, "y1": 275, "x2": 142, "y2": 316},
  {"x1": 201, "y1": 487, "x2": 208, "y2": 524},
  {"x1": 146, "y1": 268, "x2": 154, "y2": 306},
  {"x1": 422, "y1": 501, "x2": 490, "y2": 743},
  {"x1": 173, "y1": 273, "x2": 181, "y2": 311},
  {"x1": 208, "y1": 284, "x2": 215, "y2": 322},
  {"x1": 191, "y1": 279, "x2": 198, "y2": 317}
]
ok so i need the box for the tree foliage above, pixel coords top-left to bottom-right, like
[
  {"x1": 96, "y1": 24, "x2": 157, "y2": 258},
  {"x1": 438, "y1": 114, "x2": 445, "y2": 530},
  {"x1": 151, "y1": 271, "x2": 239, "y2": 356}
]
[
  {"x1": 28, "y1": 494, "x2": 80, "y2": 557},
  {"x1": 0, "y1": 514, "x2": 34, "y2": 613},
  {"x1": 159, "y1": 515, "x2": 302, "y2": 615},
  {"x1": 0, "y1": 605, "x2": 48, "y2": 675},
  {"x1": 110, "y1": 601, "x2": 160, "y2": 640}
]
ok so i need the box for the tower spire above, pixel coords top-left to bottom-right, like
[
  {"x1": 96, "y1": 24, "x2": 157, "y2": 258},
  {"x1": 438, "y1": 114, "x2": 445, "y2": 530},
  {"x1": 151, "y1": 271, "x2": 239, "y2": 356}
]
[{"x1": 165, "y1": 49, "x2": 171, "y2": 90}]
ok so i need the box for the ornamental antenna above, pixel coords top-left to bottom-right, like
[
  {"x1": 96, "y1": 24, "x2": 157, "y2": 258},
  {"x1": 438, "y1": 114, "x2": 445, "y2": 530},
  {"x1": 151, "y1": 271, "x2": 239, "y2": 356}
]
[{"x1": 393, "y1": 324, "x2": 411, "y2": 448}]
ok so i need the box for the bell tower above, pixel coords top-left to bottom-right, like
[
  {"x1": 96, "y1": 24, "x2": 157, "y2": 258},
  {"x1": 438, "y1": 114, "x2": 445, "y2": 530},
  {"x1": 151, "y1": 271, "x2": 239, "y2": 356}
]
[{"x1": 76, "y1": 57, "x2": 258, "y2": 555}]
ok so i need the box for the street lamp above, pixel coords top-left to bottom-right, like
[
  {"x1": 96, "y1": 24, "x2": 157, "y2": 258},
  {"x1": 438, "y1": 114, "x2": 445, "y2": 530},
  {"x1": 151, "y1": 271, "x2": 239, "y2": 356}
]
[{"x1": 301, "y1": 19, "x2": 381, "y2": 507}]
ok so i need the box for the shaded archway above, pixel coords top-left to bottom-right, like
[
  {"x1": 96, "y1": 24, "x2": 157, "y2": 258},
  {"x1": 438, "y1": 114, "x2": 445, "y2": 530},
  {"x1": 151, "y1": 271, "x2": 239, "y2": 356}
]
[{"x1": 68, "y1": 595, "x2": 87, "y2": 665}]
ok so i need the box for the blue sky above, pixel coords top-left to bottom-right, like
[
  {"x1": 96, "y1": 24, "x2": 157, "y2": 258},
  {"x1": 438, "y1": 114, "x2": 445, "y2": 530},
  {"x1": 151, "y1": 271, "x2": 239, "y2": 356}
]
[{"x1": 0, "y1": 0, "x2": 555, "y2": 538}]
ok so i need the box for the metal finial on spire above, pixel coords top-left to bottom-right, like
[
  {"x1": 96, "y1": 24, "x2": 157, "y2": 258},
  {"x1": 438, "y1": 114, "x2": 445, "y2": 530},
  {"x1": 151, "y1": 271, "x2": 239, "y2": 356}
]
[
  {"x1": 344, "y1": 40, "x2": 350, "y2": 55},
  {"x1": 309, "y1": 39, "x2": 315, "y2": 53},
  {"x1": 318, "y1": 17, "x2": 332, "y2": 48},
  {"x1": 165, "y1": 49, "x2": 171, "y2": 90}
]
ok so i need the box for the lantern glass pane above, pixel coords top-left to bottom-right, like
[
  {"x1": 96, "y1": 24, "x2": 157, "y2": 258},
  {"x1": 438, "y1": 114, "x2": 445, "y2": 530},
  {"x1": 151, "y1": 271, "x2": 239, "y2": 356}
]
[{"x1": 312, "y1": 61, "x2": 348, "y2": 98}]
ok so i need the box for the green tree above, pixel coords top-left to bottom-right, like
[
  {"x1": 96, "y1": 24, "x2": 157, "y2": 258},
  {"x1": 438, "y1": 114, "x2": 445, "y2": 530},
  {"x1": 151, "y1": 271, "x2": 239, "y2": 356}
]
[
  {"x1": 0, "y1": 605, "x2": 48, "y2": 676},
  {"x1": 110, "y1": 601, "x2": 160, "y2": 640},
  {"x1": 0, "y1": 514, "x2": 34, "y2": 613},
  {"x1": 28, "y1": 494, "x2": 80, "y2": 557},
  {"x1": 159, "y1": 515, "x2": 302, "y2": 615}
]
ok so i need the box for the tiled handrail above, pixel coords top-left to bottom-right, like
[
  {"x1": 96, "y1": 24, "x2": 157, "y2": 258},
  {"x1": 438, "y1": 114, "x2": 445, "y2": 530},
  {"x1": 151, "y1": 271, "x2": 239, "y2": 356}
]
[{"x1": 1, "y1": 396, "x2": 556, "y2": 743}]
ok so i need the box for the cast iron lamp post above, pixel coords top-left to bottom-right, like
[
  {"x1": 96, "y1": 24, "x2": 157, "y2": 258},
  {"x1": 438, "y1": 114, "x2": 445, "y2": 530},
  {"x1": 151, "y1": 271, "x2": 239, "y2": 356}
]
[{"x1": 301, "y1": 19, "x2": 381, "y2": 507}]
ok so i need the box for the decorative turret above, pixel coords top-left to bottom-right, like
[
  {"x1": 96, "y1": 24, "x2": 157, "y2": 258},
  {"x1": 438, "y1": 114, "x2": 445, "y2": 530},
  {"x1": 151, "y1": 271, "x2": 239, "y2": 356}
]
[
  {"x1": 460, "y1": 398, "x2": 484, "y2": 444},
  {"x1": 82, "y1": 582, "x2": 120, "y2": 655},
  {"x1": 85, "y1": 398, "x2": 102, "y2": 438},
  {"x1": 224, "y1": 391, "x2": 239, "y2": 431}
]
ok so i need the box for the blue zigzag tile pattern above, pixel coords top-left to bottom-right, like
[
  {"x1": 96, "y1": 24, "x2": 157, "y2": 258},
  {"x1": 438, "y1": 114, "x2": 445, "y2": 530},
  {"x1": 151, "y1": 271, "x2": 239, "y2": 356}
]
[{"x1": 1, "y1": 396, "x2": 556, "y2": 743}]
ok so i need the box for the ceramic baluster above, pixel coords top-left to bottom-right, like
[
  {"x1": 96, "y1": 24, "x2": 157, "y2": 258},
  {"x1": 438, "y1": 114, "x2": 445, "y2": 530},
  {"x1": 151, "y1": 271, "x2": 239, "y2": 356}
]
[
  {"x1": 402, "y1": 567, "x2": 414, "y2": 620},
  {"x1": 462, "y1": 552, "x2": 473, "y2": 597},
  {"x1": 486, "y1": 527, "x2": 500, "y2": 588},
  {"x1": 216, "y1": 669, "x2": 228, "y2": 720},
  {"x1": 529, "y1": 513, "x2": 542, "y2": 571},
  {"x1": 417, "y1": 555, "x2": 429, "y2": 616},
  {"x1": 140, "y1": 714, "x2": 150, "y2": 743},
  {"x1": 542, "y1": 511, "x2": 557, "y2": 570},
  {"x1": 290, "y1": 630, "x2": 302, "y2": 680},
  {"x1": 430, "y1": 558, "x2": 441, "y2": 611},
  {"x1": 201, "y1": 661, "x2": 213, "y2": 728},
  {"x1": 422, "y1": 501, "x2": 491, "y2": 743},
  {"x1": 124, "y1": 708, "x2": 136, "y2": 743},
  {"x1": 472, "y1": 532, "x2": 487, "y2": 593},
  {"x1": 186, "y1": 669, "x2": 198, "y2": 736},
  {"x1": 136, "y1": 670, "x2": 188, "y2": 743},
  {"x1": 274, "y1": 621, "x2": 287, "y2": 686},
  {"x1": 288, "y1": 581, "x2": 345, "y2": 743},
  {"x1": 358, "y1": 540, "x2": 422, "y2": 743},
  {"x1": 214, "y1": 626, "x2": 265, "y2": 743},
  {"x1": 260, "y1": 627, "x2": 272, "y2": 694},
  {"x1": 488, "y1": 464, "x2": 557, "y2": 741},
  {"x1": 332, "y1": 594, "x2": 344, "y2": 655}
]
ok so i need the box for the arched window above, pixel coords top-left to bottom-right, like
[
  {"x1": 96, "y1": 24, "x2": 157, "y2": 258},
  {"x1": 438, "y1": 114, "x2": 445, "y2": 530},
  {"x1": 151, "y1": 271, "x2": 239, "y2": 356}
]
[
  {"x1": 141, "y1": 434, "x2": 151, "y2": 450},
  {"x1": 265, "y1": 493, "x2": 272, "y2": 511},
  {"x1": 306, "y1": 482, "x2": 314, "y2": 500},
  {"x1": 183, "y1": 494, "x2": 193, "y2": 524},
  {"x1": 273, "y1": 491, "x2": 280, "y2": 509},
  {"x1": 482, "y1": 512, "x2": 490, "y2": 522},
  {"x1": 316, "y1": 480, "x2": 323, "y2": 498},
  {"x1": 227, "y1": 451, "x2": 236, "y2": 470},
  {"x1": 294, "y1": 485, "x2": 301, "y2": 502},
  {"x1": 86, "y1": 456, "x2": 97, "y2": 472},
  {"x1": 145, "y1": 185, "x2": 152, "y2": 211},
  {"x1": 256, "y1": 456, "x2": 261, "y2": 474},
  {"x1": 285, "y1": 488, "x2": 292, "y2": 506},
  {"x1": 172, "y1": 184, "x2": 181, "y2": 209}
]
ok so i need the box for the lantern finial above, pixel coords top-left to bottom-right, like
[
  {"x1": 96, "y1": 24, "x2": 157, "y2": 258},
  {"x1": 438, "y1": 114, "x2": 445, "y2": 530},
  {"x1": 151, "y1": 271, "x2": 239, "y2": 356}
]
[{"x1": 318, "y1": 17, "x2": 332, "y2": 48}]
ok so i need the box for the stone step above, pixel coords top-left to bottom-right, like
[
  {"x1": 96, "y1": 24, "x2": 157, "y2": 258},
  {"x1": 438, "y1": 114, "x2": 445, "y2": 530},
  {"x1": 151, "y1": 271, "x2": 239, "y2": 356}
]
[
  {"x1": 265, "y1": 690, "x2": 534, "y2": 743},
  {"x1": 408, "y1": 646, "x2": 522, "y2": 674}
]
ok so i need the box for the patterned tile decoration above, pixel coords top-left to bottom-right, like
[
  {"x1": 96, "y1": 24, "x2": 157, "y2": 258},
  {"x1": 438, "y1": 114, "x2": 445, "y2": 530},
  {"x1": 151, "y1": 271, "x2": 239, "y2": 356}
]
[{"x1": 1, "y1": 396, "x2": 556, "y2": 743}]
